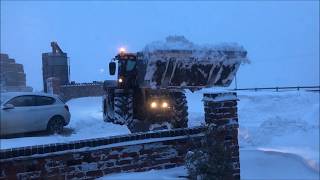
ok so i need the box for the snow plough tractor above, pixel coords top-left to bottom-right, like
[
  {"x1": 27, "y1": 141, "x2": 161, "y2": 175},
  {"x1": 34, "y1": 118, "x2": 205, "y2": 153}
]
[{"x1": 103, "y1": 36, "x2": 247, "y2": 132}]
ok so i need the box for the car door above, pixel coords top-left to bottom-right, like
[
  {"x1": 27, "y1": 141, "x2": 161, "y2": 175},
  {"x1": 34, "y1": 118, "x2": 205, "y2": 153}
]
[
  {"x1": 1, "y1": 95, "x2": 39, "y2": 134},
  {"x1": 34, "y1": 96, "x2": 57, "y2": 130}
]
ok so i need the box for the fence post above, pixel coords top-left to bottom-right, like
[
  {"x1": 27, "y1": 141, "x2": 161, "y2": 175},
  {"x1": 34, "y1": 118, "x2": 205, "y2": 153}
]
[{"x1": 203, "y1": 92, "x2": 240, "y2": 180}]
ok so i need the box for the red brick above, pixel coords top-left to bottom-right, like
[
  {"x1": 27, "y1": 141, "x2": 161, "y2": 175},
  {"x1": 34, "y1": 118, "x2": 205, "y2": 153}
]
[
  {"x1": 66, "y1": 172, "x2": 85, "y2": 179},
  {"x1": 117, "y1": 159, "x2": 132, "y2": 166},
  {"x1": 66, "y1": 159, "x2": 82, "y2": 166},
  {"x1": 222, "y1": 101, "x2": 237, "y2": 107},
  {"x1": 103, "y1": 167, "x2": 121, "y2": 175},
  {"x1": 43, "y1": 167, "x2": 60, "y2": 177},
  {"x1": 121, "y1": 165, "x2": 138, "y2": 172},
  {"x1": 121, "y1": 152, "x2": 138, "y2": 158},
  {"x1": 82, "y1": 153, "x2": 96, "y2": 163},
  {"x1": 107, "y1": 154, "x2": 118, "y2": 160},
  {"x1": 45, "y1": 174, "x2": 65, "y2": 180},
  {"x1": 111, "y1": 147, "x2": 124, "y2": 152},
  {"x1": 86, "y1": 170, "x2": 103, "y2": 178},
  {"x1": 169, "y1": 157, "x2": 184, "y2": 164},
  {"x1": 139, "y1": 149, "x2": 153, "y2": 155}
]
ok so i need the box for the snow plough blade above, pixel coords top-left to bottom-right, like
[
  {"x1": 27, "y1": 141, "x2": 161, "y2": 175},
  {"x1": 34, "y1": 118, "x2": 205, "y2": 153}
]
[{"x1": 138, "y1": 48, "x2": 247, "y2": 89}]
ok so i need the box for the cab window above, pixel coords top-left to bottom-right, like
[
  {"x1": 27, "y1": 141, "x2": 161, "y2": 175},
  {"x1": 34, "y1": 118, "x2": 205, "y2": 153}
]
[{"x1": 126, "y1": 60, "x2": 136, "y2": 71}]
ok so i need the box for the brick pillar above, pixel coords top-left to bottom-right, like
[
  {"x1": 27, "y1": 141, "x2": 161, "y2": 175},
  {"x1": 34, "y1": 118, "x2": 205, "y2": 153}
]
[{"x1": 203, "y1": 92, "x2": 240, "y2": 180}]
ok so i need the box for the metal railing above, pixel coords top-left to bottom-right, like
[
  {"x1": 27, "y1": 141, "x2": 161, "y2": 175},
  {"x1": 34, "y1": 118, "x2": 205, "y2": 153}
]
[{"x1": 231, "y1": 85, "x2": 320, "y2": 92}]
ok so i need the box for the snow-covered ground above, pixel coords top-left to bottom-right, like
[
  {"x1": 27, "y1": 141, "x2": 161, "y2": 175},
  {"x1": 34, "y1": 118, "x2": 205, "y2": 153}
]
[
  {"x1": 100, "y1": 149, "x2": 318, "y2": 180},
  {"x1": 0, "y1": 97, "x2": 130, "y2": 148},
  {"x1": 0, "y1": 90, "x2": 319, "y2": 179},
  {"x1": 188, "y1": 90, "x2": 320, "y2": 171},
  {"x1": 237, "y1": 91, "x2": 319, "y2": 175},
  {"x1": 99, "y1": 166, "x2": 188, "y2": 180},
  {"x1": 188, "y1": 90, "x2": 320, "y2": 179}
]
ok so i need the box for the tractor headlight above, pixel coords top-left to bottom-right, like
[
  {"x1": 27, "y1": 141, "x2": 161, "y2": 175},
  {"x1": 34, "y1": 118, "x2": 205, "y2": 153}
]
[
  {"x1": 150, "y1": 101, "x2": 157, "y2": 108},
  {"x1": 118, "y1": 78, "x2": 123, "y2": 83},
  {"x1": 119, "y1": 47, "x2": 126, "y2": 53},
  {"x1": 162, "y1": 102, "x2": 168, "y2": 108}
]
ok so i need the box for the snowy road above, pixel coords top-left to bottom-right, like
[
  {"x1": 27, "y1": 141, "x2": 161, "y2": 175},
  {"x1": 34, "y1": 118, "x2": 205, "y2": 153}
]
[{"x1": 0, "y1": 90, "x2": 319, "y2": 179}]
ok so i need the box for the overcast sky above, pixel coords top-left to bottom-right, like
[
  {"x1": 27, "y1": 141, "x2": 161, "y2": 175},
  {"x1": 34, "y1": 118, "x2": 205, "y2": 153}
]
[{"x1": 1, "y1": 1, "x2": 319, "y2": 91}]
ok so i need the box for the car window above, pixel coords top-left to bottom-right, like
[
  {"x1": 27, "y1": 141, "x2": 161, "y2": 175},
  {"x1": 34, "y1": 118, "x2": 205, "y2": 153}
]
[
  {"x1": 6, "y1": 95, "x2": 36, "y2": 107},
  {"x1": 35, "y1": 96, "x2": 56, "y2": 106},
  {"x1": 54, "y1": 96, "x2": 65, "y2": 103}
]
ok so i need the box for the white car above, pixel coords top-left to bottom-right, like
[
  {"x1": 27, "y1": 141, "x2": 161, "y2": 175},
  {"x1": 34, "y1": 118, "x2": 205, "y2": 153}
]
[{"x1": 0, "y1": 92, "x2": 71, "y2": 136}]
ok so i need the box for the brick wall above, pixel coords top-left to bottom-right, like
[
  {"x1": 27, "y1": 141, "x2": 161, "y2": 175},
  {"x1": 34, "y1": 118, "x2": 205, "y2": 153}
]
[
  {"x1": 0, "y1": 127, "x2": 204, "y2": 179},
  {"x1": 0, "y1": 92, "x2": 240, "y2": 180},
  {"x1": 59, "y1": 83, "x2": 104, "y2": 101},
  {"x1": 46, "y1": 78, "x2": 104, "y2": 101}
]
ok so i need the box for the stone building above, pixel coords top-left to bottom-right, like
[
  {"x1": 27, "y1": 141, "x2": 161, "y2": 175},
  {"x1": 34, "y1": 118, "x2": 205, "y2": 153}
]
[
  {"x1": 42, "y1": 42, "x2": 70, "y2": 92},
  {"x1": 42, "y1": 42, "x2": 103, "y2": 101},
  {"x1": 0, "y1": 53, "x2": 33, "y2": 92}
]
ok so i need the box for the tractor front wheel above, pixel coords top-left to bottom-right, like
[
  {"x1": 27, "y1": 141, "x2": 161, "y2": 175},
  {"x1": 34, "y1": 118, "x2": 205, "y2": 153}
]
[{"x1": 171, "y1": 91, "x2": 188, "y2": 128}]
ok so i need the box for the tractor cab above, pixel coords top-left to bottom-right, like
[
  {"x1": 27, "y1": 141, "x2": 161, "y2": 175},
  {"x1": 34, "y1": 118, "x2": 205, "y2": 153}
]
[{"x1": 109, "y1": 49, "x2": 138, "y2": 89}]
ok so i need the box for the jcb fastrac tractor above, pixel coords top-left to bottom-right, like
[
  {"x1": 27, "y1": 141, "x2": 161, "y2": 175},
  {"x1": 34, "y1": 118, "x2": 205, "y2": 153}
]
[{"x1": 103, "y1": 36, "x2": 247, "y2": 133}]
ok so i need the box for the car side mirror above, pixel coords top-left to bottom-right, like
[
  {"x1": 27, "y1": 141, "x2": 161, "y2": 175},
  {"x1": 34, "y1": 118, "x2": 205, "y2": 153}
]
[
  {"x1": 109, "y1": 62, "x2": 116, "y2": 75},
  {"x1": 3, "y1": 104, "x2": 14, "y2": 110}
]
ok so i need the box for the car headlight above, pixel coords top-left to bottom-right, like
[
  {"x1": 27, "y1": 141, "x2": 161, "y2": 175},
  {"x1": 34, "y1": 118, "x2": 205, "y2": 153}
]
[
  {"x1": 150, "y1": 101, "x2": 157, "y2": 108},
  {"x1": 162, "y1": 102, "x2": 168, "y2": 108}
]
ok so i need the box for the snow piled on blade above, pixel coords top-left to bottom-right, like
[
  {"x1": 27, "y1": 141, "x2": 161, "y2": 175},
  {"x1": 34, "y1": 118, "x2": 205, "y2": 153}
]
[
  {"x1": 144, "y1": 36, "x2": 195, "y2": 51},
  {"x1": 143, "y1": 35, "x2": 249, "y2": 63},
  {"x1": 141, "y1": 36, "x2": 249, "y2": 89}
]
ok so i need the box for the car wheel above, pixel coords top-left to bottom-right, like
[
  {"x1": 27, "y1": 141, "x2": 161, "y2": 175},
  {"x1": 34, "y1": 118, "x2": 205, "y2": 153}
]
[{"x1": 47, "y1": 116, "x2": 64, "y2": 134}]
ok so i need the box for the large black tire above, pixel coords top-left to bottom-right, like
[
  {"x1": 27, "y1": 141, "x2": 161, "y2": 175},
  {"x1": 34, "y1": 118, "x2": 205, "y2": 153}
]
[
  {"x1": 114, "y1": 90, "x2": 133, "y2": 125},
  {"x1": 102, "y1": 80, "x2": 117, "y2": 123},
  {"x1": 171, "y1": 91, "x2": 188, "y2": 128},
  {"x1": 47, "y1": 116, "x2": 64, "y2": 134},
  {"x1": 103, "y1": 95, "x2": 115, "y2": 123}
]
